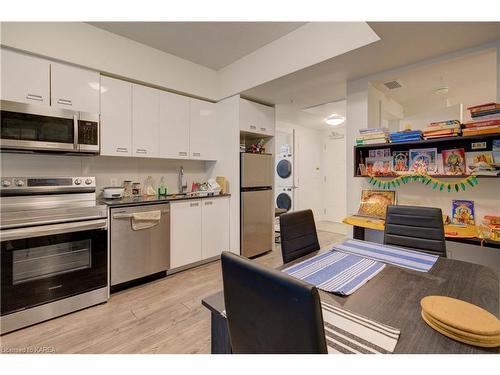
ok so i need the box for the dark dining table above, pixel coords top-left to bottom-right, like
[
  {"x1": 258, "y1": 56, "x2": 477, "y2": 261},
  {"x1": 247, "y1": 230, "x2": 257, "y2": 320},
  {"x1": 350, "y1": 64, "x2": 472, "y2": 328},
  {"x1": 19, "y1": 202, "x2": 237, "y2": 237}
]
[{"x1": 202, "y1": 245, "x2": 500, "y2": 354}]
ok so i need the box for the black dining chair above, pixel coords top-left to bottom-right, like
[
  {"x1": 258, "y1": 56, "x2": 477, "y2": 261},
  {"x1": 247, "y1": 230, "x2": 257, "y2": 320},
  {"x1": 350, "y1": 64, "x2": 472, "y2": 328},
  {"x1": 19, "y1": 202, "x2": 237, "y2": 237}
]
[
  {"x1": 221, "y1": 251, "x2": 328, "y2": 354},
  {"x1": 279, "y1": 209, "x2": 320, "y2": 264},
  {"x1": 384, "y1": 205, "x2": 447, "y2": 257}
]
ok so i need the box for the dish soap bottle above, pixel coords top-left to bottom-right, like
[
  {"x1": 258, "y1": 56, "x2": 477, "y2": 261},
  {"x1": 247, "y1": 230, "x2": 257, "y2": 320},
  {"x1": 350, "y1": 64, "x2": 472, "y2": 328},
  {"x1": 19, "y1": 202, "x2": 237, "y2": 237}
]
[{"x1": 158, "y1": 176, "x2": 168, "y2": 196}]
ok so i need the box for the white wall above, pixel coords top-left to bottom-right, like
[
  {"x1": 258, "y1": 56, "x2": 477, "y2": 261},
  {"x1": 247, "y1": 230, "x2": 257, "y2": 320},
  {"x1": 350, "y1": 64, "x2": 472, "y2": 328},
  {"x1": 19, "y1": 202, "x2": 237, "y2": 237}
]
[
  {"x1": 399, "y1": 104, "x2": 463, "y2": 131},
  {"x1": 322, "y1": 128, "x2": 347, "y2": 223},
  {"x1": 0, "y1": 153, "x2": 208, "y2": 195},
  {"x1": 345, "y1": 44, "x2": 500, "y2": 236},
  {"x1": 0, "y1": 22, "x2": 218, "y2": 100},
  {"x1": 367, "y1": 83, "x2": 404, "y2": 130}
]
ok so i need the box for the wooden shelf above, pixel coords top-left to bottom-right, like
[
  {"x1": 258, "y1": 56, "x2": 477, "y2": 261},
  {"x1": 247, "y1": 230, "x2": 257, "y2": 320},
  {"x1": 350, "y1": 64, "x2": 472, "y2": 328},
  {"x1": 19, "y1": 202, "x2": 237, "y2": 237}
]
[
  {"x1": 353, "y1": 133, "x2": 500, "y2": 178},
  {"x1": 356, "y1": 174, "x2": 499, "y2": 178},
  {"x1": 354, "y1": 133, "x2": 500, "y2": 149}
]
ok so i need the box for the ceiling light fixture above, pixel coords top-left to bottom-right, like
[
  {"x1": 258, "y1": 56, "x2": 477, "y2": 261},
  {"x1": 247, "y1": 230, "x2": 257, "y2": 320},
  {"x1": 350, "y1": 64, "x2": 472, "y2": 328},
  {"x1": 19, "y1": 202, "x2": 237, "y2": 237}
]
[
  {"x1": 434, "y1": 86, "x2": 449, "y2": 95},
  {"x1": 325, "y1": 114, "x2": 345, "y2": 126}
]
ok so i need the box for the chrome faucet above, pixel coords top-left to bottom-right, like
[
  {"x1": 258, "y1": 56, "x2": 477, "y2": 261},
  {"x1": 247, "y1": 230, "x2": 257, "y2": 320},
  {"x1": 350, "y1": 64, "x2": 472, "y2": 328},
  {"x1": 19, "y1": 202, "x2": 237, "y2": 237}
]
[{"x1": 179, "y1": 166, "x2": 187, "y2": 194}]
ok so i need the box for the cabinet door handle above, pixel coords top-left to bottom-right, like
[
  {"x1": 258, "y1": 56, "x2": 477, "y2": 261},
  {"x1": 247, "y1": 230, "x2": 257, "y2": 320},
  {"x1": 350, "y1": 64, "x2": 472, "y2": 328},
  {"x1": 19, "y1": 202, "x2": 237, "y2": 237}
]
[
  {"x1": 136, "y1": 149, "x2": 147, "y2": 154},
  {"x1": 116, "y1": 147, "x2": 128, "y2": 153},
  {"x1": 249, "y1": 125, "x2": 257, "y2": 130},
  {"x1": 192, "y1": 152, "x2": 201, "y2": 157},
  {"x1": 260, "y1": 127, "x2": 267, "y2": 132},
  {"x1": 178, "y1": 151, "x2": 188, "y2": 156},
  {"x1": 190, "y1": 202, "x2": 199, "y2": 207},
  {"x1": 26, "y1": 94, "x2": 43, "y2": 102},
  {"x1": 204, "y1": 201, "x2": 213, "y2": 205},
  {"x1": 57, "y1": 98, "x2": 73, "y2": 106}
]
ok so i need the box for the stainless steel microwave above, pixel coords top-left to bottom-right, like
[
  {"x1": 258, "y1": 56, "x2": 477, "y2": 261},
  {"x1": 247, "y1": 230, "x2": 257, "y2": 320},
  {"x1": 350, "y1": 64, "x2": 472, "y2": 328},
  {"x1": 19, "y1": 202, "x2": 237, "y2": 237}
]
[{"x1": 0, "y1": 100, "x2": 99, "y2": 154}]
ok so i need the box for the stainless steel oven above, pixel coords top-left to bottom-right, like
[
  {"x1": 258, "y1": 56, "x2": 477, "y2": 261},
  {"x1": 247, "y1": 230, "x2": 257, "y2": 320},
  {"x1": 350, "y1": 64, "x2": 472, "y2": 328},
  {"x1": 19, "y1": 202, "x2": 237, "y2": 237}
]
[
  {"x1": 0, "y1": 176, "x2": 108, "y2": 334},
  {"x1": 0, "y1": 100, "x2": 99, "y2": 154}
]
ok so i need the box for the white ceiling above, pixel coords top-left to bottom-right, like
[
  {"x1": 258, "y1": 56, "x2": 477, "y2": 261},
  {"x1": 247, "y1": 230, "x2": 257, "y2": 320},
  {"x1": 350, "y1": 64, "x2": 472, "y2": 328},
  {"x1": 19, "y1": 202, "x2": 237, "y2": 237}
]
[
  {"x1": 87, "y1": 22, "x2": 305, "y2": 70},
  {"x1": 242, "y1": 22, "x2": 500, "y2": 110},
  {"x1": 371, "y1": 48, "x2": 497, "y2": 116}
]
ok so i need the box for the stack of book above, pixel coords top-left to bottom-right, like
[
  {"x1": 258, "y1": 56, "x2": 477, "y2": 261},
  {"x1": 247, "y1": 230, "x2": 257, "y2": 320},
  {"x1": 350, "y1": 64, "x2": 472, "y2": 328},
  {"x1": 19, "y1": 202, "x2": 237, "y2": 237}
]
[
  {"x1": 356, "y1": 128, "x2": 389, "y2": 145},
  {"x1": 389, "y1": 130, "x2": 422, "y2": 143},
  {"x1": 464, "y1": 103, "x2": 500, "y2": 136},
  {"x1": 422, "y1": 120, "x2": 462, "y2": 139}
]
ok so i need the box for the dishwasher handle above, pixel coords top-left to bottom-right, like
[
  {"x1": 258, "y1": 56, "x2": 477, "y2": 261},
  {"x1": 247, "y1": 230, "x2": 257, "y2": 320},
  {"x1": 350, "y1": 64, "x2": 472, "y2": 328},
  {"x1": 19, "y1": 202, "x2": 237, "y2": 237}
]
[{"x1": 112, "y1": 209, "x2": 170, "y2": 219}]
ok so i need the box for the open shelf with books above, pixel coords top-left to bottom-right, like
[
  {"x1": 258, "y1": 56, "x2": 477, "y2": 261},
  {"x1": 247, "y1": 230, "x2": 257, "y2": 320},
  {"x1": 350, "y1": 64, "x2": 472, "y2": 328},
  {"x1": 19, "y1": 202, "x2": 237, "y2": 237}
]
[{"x1": 353, "y1": 133, "x2": 500, "y2": 178}]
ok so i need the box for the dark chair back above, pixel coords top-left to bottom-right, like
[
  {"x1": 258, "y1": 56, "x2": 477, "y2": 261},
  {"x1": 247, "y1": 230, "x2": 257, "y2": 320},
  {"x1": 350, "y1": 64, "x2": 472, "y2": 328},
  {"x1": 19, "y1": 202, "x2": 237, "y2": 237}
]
[
  {"x1": 279, "y1": 209, "x2": 320, "y2": 264},
  {"x1": 221, "y1": 252, "x2": 327, "y2": 354},
  {"x1": 384, "y1": 205, "x2": 446, "y2": 257}
]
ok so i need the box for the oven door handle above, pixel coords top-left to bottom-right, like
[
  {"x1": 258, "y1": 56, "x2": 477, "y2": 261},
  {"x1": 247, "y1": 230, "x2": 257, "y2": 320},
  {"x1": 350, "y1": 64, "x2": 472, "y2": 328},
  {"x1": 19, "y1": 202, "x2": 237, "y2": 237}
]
[{"x1": 0, "y1": 219, "x2": 107, "y2": 241}]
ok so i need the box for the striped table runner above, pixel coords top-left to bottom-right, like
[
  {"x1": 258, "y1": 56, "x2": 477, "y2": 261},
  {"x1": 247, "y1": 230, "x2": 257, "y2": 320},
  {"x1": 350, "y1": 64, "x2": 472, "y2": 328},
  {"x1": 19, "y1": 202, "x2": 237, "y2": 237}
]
[
  {"x1": 282, "y1": 251, "x2": 385, "y2": 295},
  {"x1": 333, "y1": 239, "x2": 439, "y2": 272},
  {"x1": 322, "y1": 300, "x2": 400, "y2": 354}
]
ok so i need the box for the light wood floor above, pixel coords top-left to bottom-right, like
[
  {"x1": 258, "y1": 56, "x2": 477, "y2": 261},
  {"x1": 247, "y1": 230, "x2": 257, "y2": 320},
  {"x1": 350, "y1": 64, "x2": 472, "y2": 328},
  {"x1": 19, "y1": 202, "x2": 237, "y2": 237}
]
[{"x1": 0, "y1": 230, "x2": 346, "y2": 354}]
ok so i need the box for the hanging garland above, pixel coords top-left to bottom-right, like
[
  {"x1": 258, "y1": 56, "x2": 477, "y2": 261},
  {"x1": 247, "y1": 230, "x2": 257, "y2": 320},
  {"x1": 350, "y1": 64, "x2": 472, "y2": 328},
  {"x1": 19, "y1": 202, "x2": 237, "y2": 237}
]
[{"x1": 367, "y1": 174, "x2": 479, "y2": 192}]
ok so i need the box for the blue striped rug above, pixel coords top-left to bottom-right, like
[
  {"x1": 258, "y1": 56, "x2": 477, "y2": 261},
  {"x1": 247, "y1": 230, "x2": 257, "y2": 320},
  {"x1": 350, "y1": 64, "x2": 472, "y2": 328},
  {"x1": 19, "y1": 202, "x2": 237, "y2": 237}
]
[
  {"x1": 282, "y1": 251, "x2": 385, "y2": 295},
  {"x1": 333, "y1": 239, "x2": 439, "y2": 272}
]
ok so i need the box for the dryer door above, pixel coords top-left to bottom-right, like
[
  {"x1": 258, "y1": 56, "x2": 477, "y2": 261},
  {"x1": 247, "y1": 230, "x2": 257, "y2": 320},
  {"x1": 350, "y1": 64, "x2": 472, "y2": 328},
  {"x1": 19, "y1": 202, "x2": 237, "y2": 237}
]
[{"x1": 276, "y1": 159, "x2": 292, "y2": 179}]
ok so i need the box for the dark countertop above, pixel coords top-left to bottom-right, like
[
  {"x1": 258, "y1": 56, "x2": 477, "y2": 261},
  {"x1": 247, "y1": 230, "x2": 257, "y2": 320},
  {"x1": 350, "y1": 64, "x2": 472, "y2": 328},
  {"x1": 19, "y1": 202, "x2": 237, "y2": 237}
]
[
  {"x1": 202, "y1": 250, "x2": 499, "y2": 354},
  {"x1": 99, "y1": 193, "x2": 231, "y2": 207}
]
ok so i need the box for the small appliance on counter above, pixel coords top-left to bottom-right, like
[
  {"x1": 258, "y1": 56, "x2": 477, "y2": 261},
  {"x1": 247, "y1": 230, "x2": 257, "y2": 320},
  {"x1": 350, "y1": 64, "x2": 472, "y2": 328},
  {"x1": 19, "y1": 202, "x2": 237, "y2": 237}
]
[{"x1": 102, "y1": 186, "x2": 125, "y2": 199}]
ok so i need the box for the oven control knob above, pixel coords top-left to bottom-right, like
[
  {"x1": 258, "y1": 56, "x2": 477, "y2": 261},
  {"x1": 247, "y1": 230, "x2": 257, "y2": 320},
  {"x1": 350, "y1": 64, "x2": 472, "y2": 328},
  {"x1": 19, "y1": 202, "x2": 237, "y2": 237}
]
[
  {"x1": 2, "y1": 180, "x2": 11, "y2": 187},
  {"x1": 85, "y1": 178, "x2": 93, "y2": 185},
  {"x1": 15, "y1": 180, "x2": 24, "y2": 187},
  {"x1": 74, "y1": 178, "x2": 82, "y2": 185}
]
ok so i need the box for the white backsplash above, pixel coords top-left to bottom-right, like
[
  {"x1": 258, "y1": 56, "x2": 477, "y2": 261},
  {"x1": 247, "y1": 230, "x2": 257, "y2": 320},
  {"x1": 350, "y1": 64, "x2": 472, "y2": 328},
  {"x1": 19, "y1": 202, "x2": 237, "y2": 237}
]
[{"x1": 0, "y1": 153, "x2": 209, "y2": 196}]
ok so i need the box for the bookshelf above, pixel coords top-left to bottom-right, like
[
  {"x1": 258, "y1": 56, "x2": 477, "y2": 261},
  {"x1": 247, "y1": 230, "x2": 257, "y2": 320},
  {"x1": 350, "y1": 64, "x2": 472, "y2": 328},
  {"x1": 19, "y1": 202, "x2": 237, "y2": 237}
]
[{"x1": 353, "y1": 133, "x2": 499, "y2": 178}]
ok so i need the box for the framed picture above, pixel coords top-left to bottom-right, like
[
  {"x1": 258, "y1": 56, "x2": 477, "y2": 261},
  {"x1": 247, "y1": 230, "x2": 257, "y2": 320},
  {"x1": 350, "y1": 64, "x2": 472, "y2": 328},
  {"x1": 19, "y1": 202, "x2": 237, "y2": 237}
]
[
  {"x1": 409, "y1": 148, "x2": 438, "y2": 174},
  {"x1": 467, "y1": 151, "x2": 493, "y2": 165},
  {"x1": 392, "y1": 151, "x2": 409, "y2": 172},
  {"x1": 369, "y1": 148, "x2": 391, "y2": 158},
  {"x1": 357, "y1": 190, "x2": 396, "y2": 219},
  {"x1": 451, "y1": 200, "x2": 475, "y2": 225},
  {"x1": 442, "y1": 148, "x2": 466, "y2": 175},
  {"x1": 365, "y1": 157, "x2": 393, "y2": 175}
]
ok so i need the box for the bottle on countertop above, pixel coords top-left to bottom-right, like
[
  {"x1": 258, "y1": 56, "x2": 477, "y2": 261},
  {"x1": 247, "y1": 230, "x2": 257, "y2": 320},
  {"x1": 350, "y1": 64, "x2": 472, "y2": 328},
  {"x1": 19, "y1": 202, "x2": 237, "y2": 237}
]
[
  {"x1": 143, "y1": 176, "x2": 156, "y2": 196},
  {"x1": 158, "y1": 176, "x2": 168, "y2": 196}
]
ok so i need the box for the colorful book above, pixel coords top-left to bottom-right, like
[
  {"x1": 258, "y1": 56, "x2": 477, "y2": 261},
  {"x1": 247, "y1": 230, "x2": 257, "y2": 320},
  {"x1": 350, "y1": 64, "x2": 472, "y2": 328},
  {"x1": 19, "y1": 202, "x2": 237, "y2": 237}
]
[
  {"x1": 493, "y1": 139, "x2": 500, "y2": 163},
  {"x1": 451, "y1": 200, "x2": 475, "y2": 225},
  {"x1": 467, "y1": 102, "x2": 500, "y2": 113},
  {"x1": 442, "y1": 148, "x2": 466, "y2": 175},
  {"x1": 464, "y1": 119, "x2": 500, "y2": 128},
  {"x1": 365, "y1": 157, "x2": 393, "y2": 175},
  {"x1": 392, "y1": 151, "x2": 409, "y2": 172},
  {"x1": 409, "y1": 148, "x2": 438, "y2": 174},
  {"x1": 471, "y1": 108, "x2": 500, "y2": 118}
]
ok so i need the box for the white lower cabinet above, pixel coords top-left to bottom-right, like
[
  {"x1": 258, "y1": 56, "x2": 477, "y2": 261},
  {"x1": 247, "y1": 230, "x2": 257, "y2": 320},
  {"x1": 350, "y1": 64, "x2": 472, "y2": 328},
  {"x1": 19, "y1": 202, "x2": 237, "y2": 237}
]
[
  {"x1": 201, "y1": 197, "x2": 230, "y2": 259},
  {"x1": 170, "y1": 200, "x2": 202, "y2": 269},
  {"x1": 170, "y1": 197, "x2": 230, "y2": 269}
]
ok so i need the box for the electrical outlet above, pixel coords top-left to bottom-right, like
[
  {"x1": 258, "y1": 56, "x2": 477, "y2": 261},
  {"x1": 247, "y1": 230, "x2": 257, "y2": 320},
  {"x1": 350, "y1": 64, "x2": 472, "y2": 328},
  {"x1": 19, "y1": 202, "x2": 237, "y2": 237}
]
[{"x1": 110, "y1": 178, "x2": 118, "y2": 187}]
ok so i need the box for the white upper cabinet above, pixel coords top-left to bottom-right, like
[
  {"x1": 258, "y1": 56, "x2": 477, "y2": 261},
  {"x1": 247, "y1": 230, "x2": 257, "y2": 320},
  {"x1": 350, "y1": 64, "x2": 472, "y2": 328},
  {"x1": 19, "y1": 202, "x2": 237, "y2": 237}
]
[
  {"x1": 132, "y1": 84, "x2": 160, "y2": 158},
  {"x1": 1, "y1": 48, "x2": 50, "y2": 106},
  {"x1": 189, "y1": 98, "x2": 217, "y2": 160},
  {"x1": 51, "y1": 62, "x2": 100, "y2": 113},
  {"x1": 239, "y1": 98, "x2": 275, "y2": 136},
  {"x1": 100, "y1": 76, "x2": 133, "y2": 156},
  {"x1": 159, "y1": 91, "x2": 190, "y2": 159}
]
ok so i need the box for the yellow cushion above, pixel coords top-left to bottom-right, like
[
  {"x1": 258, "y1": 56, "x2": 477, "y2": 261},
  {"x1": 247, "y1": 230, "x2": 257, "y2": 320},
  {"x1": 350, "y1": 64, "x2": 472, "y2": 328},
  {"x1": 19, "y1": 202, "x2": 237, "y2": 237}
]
[
  {"x1": 421, "y1": 296, "x2": 500, "y2": 336},
  {"x1": 421, "y1": 311, "x2": 500, "y2": 348}
]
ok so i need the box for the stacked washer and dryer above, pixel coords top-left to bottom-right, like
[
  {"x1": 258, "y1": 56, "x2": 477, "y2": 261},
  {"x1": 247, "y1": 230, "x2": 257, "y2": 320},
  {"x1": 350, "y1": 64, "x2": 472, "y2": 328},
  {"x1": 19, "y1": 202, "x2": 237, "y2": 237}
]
[{"x1": 275, "y1": 152, "x2": 295, "y2": 212}]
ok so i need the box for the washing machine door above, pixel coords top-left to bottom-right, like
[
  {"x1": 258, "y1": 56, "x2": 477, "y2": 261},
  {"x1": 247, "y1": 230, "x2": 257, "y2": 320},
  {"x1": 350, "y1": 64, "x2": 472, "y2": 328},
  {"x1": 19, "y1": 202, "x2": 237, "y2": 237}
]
[
  {"x1": 276, "y1": 159, "x2": 292, "y2": 179},
  {"x1": 276, "y1": 192, "x2": 292, "y2": 211}
]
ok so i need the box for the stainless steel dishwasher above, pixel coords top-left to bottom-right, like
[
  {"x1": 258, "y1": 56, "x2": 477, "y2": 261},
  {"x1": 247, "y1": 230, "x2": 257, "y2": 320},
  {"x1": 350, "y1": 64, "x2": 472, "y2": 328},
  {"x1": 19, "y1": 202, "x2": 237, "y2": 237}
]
[{"x1": 110, "y1": 203, "x2": 170, "y2": 286}]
